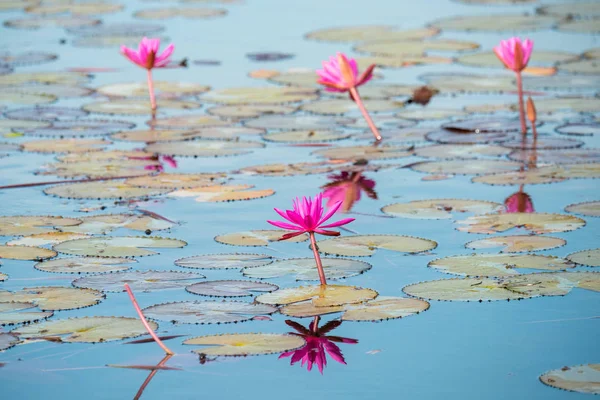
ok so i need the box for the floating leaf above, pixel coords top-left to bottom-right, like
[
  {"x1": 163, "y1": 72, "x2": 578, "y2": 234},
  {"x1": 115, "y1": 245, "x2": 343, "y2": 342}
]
[
  {"x1": 54, "y1": 236, "x2": 187, "y2": 257},
  {"x1": 396, "y1": 108, "x2": 468, "y2": 121},
  {"x1": 458, "y1": 50, "x2": 578, "y2": 68},
  {"x1": 0, "y1": 302, "x2": 53, "y2": 326},
  {"x1": 456, "y1": 213, "x2": 586, "y2": 234},
  {"x1": 215, "y1": 230, "x2": 308, "y2": 246},
  {"x1": 565, "y1": 201, "x2": 600, "y2": 217},
  {"x1": 207, "y1": 104, "x2": 296, "y2": 119},
  {"x1": 305, "y1": 25, "x2": 438, "y2": 42},
  {"x1": 66, "y1": 22, "x2": 164, "y2": 36},
  {"x1": 313, "y1": 145, "x2": 412, "y2": 161},
  {"x1": 410, "y1": 160, "x2": 522, "y2": 175},
  {"x1": 184, "y1": 333, "x2": 305, "y2": 356},
  {"x1": 73, "y1": 35, "x2": 171, "y2": 48},
  {"x1": 201, "y1": 87, "x2": 318, "y2": 105},
  {"x1": 0, "y1": 91, "x2": 55, "y2": 106},
  {"x1": 39, "y1": 159, "x2": 157, "y2": 179},
  {"x1": 0, "y1": 245, "x2": 56, "y2": 261},
  {"x1": 169, "y1": 184, "x2": 275, "y2": 202},
  {"x1": 539, "y1": 364, "x2": 600, "y2": 395},
  {"x1": 355, "y1": 39, "x2": 479, "y2": 57},
  {"x1": 34, "y1": 257, "x2": 135, "y2": 274},
  {"x1": 83, "y1": 100, "x2": 201, "y2": 115},
  {"x1": 97, "y1": 82, "x2": 210, "y2": 98},
  {"x1": 22, "y1": 120, "x2": 135, "y2": 137},
  {"x1": 143, "y1": 301, "x2": 277, "y2": 324},
  {"x1": 429, "y1": 254, "x2": 574, "y2": 277},
  {"x1": 256, "y1": 285, "x2": 378, "y2": 307},
  {"x1": 0, "y1": 216, "x2": 81, "y2": 236},
  {"x1": 245, "y1": 115, "x2": 354, "y2": 130},
  {"x1": 145, "y1": 140, "x2": 264, "y2": 157},
  {"x1": 442, "y1": 118, "x2": 523, "y2": 133},
  {"x1": 174, "y1": 253, "x2": 274, "y2": 270},
  {"x1": 465, "y1": 235, "x2": 566, "y2": 253},
  {"x1": 0, "y1": 119, "x2": 49, "y2": 131},
  {"x1": 558, "y1": 59, "x2": 599, "y2": 75},
  {"x1": 149, "y1": 114, "x2": 229, "y2": 129},
  {"x1": 509, "y1": 149, "x2": 600, "y2": 165},
  {"x1": 317, "y1": 235, "x2": 437, "y2": 257},
  {"x1": 262, "y1": 129, "x2": 350, "y2": 143},
  {"x1": 111, "y1": 129, "x2": 207, "y2": 142},
  {"x1": 0, "y1": 333, "x2": 19, "y2": 351},
  {"x1": 13, "y1": 317, "x2": 156, "y2": 343},
  {"x1": 5, "y1": 16, "x2": 101, "y2": 30},
  {"x1": 4, "y1": 106, "x2": 88, "y2": 121},
  {"x1": 415, "y1": 144, "x2": 511, "y2": 159},
  {"x1": 0, "y1": 286, "x2": 103, "y2": 310},
  {"x1": 0, "y1": 72, "x2": 89, "y2": 87},
  {"x1": 300, "y1": 99, "x2": 401, "y2": 115},
  {"x1": 502, "y1": 272, "x2": 599, "y2": 297},
  {"x1": 567, "y1": 249, "x2": 600, "y2": 267},
  {"x1": 44, "y1": 181, "x2": 171, "y2": 200},
  {"x1": 356, "y1": 55, "x2": 452, "y2": 69},
  {"x1": 134, "y1": 7, "x2": 227, "y2": 19},
  {"x1": 25, "y1": 2, "x2": 124, "y2": 15},
  {"x1": 403, "y1": 278, "x2": 532, "y2": 301},
  {"x1": 426, "y1": 130, "x2": 519, "y2": 145},
  {"x1": 73, "y1": 270, "x2": 204, "y2": 292},
  {"x1": 21, "y1": 138, "x2": 109, "y2": 154},
  {"x1": 430, "y1": 14, "x2": 557, "y2": 31},
  {"x1": 556, "y1": 123, "x2": 600, "y2": 137},
  {"x1": 186, "y1": 280, "x2": 278, "y2": 297},
  {"x1": 7, "y1": 84, "x2": 92, "y2": 99},
  {"x1": 328, "y1": 84, "x2": 416, "y2": 100},
  {"x1": 419, "y1": 73, "x2": 514, "y2": 93},
  {"x1": 500, "y1": 137, "x2": 583, "y2": 150},
  {"x1": 59, "y1": 214, "x2": 175, "y2": 234},
  {"x1": 557, "y1": 19, "x2": 600, "y2": 34},
  {"x1": 126, "y1": 173, "x2": 226, "y2": 189},
  {"x1": 237, "y1": 162, "x2": 341, "y2": 177},
  {"x1": 6, "y1": 232, "x2": 90, "y2": 246},
  {"x1": 242, "y1": 257, "x2": 372, "y2": 281},
  {"x1": 382, "y1": 199, "x2": 502, "y2": 219}
]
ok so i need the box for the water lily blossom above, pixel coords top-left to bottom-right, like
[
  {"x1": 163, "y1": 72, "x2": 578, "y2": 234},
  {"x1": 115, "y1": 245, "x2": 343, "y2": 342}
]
[
  {"x1": 121, "y1": 37, "x2": 175, "y2": 111},
  {"x1": 316, "y1": 53, "x2": 381, "y2": 141},
  {"x1": 504, "y1": 191, "x2": 534, "y2": 213},
  {"x1": 493, "y1": 37, "x2": 533, "y2": 135},
  {"x1": 268, "y1": 193, "x2": 354, "y2": 284}
]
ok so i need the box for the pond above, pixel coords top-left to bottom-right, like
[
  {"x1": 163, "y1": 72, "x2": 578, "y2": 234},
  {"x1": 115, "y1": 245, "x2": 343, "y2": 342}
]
[{"x1": 0, "y1": 0, "x2": 599, "y2": 399}]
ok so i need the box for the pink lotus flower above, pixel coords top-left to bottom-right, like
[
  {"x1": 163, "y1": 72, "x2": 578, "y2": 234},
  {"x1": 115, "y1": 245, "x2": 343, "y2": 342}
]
[
  {"x1": 316, "y1": 53, "x2": 381, "y2": 141},
  {"x1": 268, "y1": 193, "x2": 354, "y2": 285},
  {"x1": 504, "y1": 192, "x2": 534, "y2": 213},
  {"x1": 129, "y1": 154, "x2": 178, "y2": 173},
  {"x1": 279, "y1": 318, "x2": 357, "y2": 374},
  {"x1": 316, "y1": 53, "x2": 375, "y2": 93},
  {"x1": 322, "y1": 171, "x2": 377, "y2": 213},
  {"x1": 493, "y1": 37, "x2": 533, "y2": 73},
  {"x1": 120, "y1": 37, "x2": 175, "y2": 111}
]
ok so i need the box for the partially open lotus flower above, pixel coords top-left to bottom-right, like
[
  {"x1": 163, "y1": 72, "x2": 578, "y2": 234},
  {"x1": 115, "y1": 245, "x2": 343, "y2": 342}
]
[
  {"x1": 493, "y1": 37, "x2": 533, "y2": 136},
  {"x1": 321, "y1": 171, "x2": 377, "y2": 213},
  {"x1": 120, "y1": 37, "x2": 175, "y2": 111},
  {"x1": 504, "y1": 191, "x2": 534, "y2": 213},
  {"x1": 316, "y1": 53, "x2": 381, "y2": 141},
  {"x1": 279, "y1": 318, "x2": 357, "y2": 374}
]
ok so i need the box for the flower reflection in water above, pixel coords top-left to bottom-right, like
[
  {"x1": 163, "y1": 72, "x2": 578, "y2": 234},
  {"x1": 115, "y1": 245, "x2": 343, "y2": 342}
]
[
  {"x1": 504, "y1": 190, "x2": 534, "y2": 213},
  {"x1": 321, "y1": 171, "x2": 377, "y2": 213},
  {"x1": 279, "y1": 317, "x2": 357, "y2": 374}
]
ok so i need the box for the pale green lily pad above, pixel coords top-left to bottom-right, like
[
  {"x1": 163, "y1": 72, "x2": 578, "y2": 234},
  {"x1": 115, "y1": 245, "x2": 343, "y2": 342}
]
[
  {"x1": 6, "y1": 232, "x2": 90, "y2": 247},
  {"x1": 0, "y1": 91, "x2": 55, "y2": 106},
  {"x1": 559, "y1": 60, "x2": 600, "y2": 75},
  {"x1": 430, "y1": 14, "x2": 558, "y2": 31},
  {"x1": 242, "y1": 257, "x2": 372, "y2": 281},
  {"x1": 186, "y1": 280, "x2": 278, "y2": 297},
  {"x1": 245, "y1": 115, "x2": 354, "y2": 130},
  {"x1": 54, "y1": 236, "x2": 187, "y2": 257},
  {"x1": 206, "y1": 104, "x2": 296, "y2": 119},
  {"x1": 382, "y1": 199, "x2": 502, "y2": 219},
  {"x1": 144, "y1": 140, "x2": 264, "y2": 157},
  {"x1": 175, "y1": 253, "x2": 274, "y2": 270},
  {"x1": 502, "y1": 272, "x2": 600, "y2": 296},
  {"x1": 403, "y1": 277, "x2": 532, "y2": 301},
  {"x1": 34, "y1": 257, "x2": 135, "y2": 274},
  {"x1": 21, "y1": 138, "x2": 109, "y2": 154},
  {"x1": 0, "y1": 332, "x2": 20, "y2": 351},
  {"x1": 133, "y1": 7, "x2": 227, "y2": 19},
  {"x1": 316, "y1": 235, "x2": 437, "y2": 257},
  {"x1": 0, "y1": 72, "x2": 89, "y2": 87},
  {"x1": 73, "y1": 270, "x2": 204, "y2": 292},
  {"x1": 0, "y1": 216, "x2": 81, "y2": 236},
  {"x1": 458, "y1": 50, "x2": 578, "y2": 68},
  {"x1": 0, "y1": 286, "x2": 103, "y2": 310},
  {"x1": 0, "y1": 245, "x2": 57, "y2": 261},
  {"x1": 414, "y1": 144, "x2": 511, "y2": 159},
  {"x1": 44, "y1": 181, "x2": 171, "y2": 200},
  {"x1": 150, "y1": 115, "x2": 230, "y2": 129},
  {"x1": 565, "y1": 201, "x2": 600, "y2": 217},
  {"x1": 410, "y1": 160, "x2": 522, "y2": 175},
  {"x1": 558, "y1": 19, "x2": 600, "y2": 34},
  {"x1": 201, "y1": 87, "x2": 318, "y2": 105},
  {"x1": 300, "y1": 99, "x2": 402, "y2": 115},
  {"x1": 215, "y1": 230, "x2": 308, "y2": 246},
  {"x1": 540, "y1": 364, "x2": 600, "y2": 395},
  {"x1": 39, "y1": 159, "x2": 156, "y2": 179},
  {"x1": 456, "y1": 213, "x2": 586, "y2": 234},
  {"x1": 83, "y1": 100, "x2": 201, "y2": 115},
  {"x1": 25, "y1": 2, "x2": 124, "y2": 15},
  {"x1": 419, "y1": 73, "x2": 514, "y2": 93},
  {"x1": 396, "y1": 108, "x2": 468, "y2": 121},
  {"x1": 313, "y1": 145, "x2": 412, "y2": 161},
  {"x1": 262, "y1": 129, "x2": 350, "y2": 143},
  {"x1": 126, "y1": 173, "x2": 226, "y2": 189},
  {"x1": 0, "y1": 302, "x2": 53, "y2": 326},
  {"x1": 143, "y1": 301, "x2": 277, "y2": 324},
  {"x1": 97, "y1": 82, "x2": 210, "y2": 98},
  {"x1": 305, "y1": 25, "x2": 439, "y2": 43},
  {"x1": 59, "y1": 214, "x2": 175, "y2": 235},
  {"x1": 256, "y1": 284, "x2": 378, "y2": 307},
  {"x1": 184, "y1": 333, "x2": 305, "y2": 356},
  {"x1": 355, "y1": 39, "x2": 479, "y2": 57},
  {"x1": 567, "y1": 249, "x2": 600, "y2": 267},
  {"x1": 465, "y1": 236, "x2": 566, "y2": 253}
]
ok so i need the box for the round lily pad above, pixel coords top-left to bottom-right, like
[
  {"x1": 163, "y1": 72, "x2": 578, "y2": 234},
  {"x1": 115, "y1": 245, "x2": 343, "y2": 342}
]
[
  {"x1": 7, "y1": 84, "x2": 90, "y2": 99},
  {"x1": 0, "y1": 216, "x2": 81, "y2": 236},
  {"x1": 419, "y1": 73, "x2": 514, "y2": 93},
  {"x1": 237, "y1": 162, "x2": 340, "y2": 177},
  {"x1": 301, "y1": 99, "x2": 401, "y2": 115},
  {"x1": 256, "y1": 284, "x2": 378, "y2": 307},
  {"x1": 134, "y1": 7, "x2": 227, "y2": 19},
  {"x1": 183, "y1": 333, "x2": 305, "y2": 356},
  {"x1": 44, "y1": 181, "x2": 171, "y2": 200},
  {"x1": 558, "y1": 59, "x2": 599, "y2": 75},
  {"x1": 403, "y1": 277, "x2": 533, "y2": 302},
  {"x1": 201, "y1": 87, "x2": 318, "y2": 105},
  {"x1": 305, "y1": 25, "x2": 439, "y2": 42},
  {"x1": 6, "y1": 232, "x2": 90, "y2": 247},
  {"x1": 144, "y1": 140, "x2": 264, "y2": 157},
  {"x1": 40, "y1": 159, "x2": 157, "y2": 179},
  {"x1": 313, "y1": 145, "x2": 412, "y2": 161},
  {"x1": 25, "y1": 3, "x2": 124, "y2": 15},
  {"x1": 5, "y1": 16, "x2": 101, "y2": 30},
  {"x1": 13, "y1": 316, "x2": 155, "y2": 343},
  {"x1": 525, "y1": 75, "x2": 600, "y2": 91},
  {"x1": 537, "y1": 1, "x2": 600, "y2": 16},
  {"x1": 0, "y1": 245, "x2": 56, "y2": 261},
  {"x1": 567, "y1": 249, "x2": 600, "y2": 267},
  {"x1": 426, "y1": 130, "x2": 519, "y2": 145},
  {"x1": 245, "y1": 114, "x2": 354, "y2": 130},
  {"x1": 54, "y1": 236, "x2": 187, "y2": 257},
  {"x1": 355, "y1": 39, "x2": 479, "y2": 57},
  {"x1": 382, "y1": 199, "x2": 502, "y2": 219},
  {"x1": 0, "y1": 332, "x2": 20, "y2": 351},
  {"x1": 58, "y1": 213, "x2": 175, "y2": 234},
  {"x1": 465, "y1": 235, "x2": 566, "y2": 253},
  {"x1": 442, "y1": 118, "x2": 522, "y2": 133},
  {"x1": 502, "y1": 272, "x2": 599, "y2": 297},
  {"x1": 206, "y1": 104, "x2": 296, "y2": 119},
  {"x1": 215, "y1": 230, "x2": 308, "y2": 246},
  {"x1": 415, "y1": 144, "x2": 511, "y2": 159},
  {"x1": 97, "y1": 82, "x2": 210, "y2": 98},
  {"x1": 556, "y1": 123, "x2": 600, "y2": 137},
  {"x1": 0, "y1": 119, "x2": 50, "y2": 131},
  {"x1": 558, "y1": 19, "x2": 600, "y2": 34},
  {"x1": 73, "y1": 35, "x2": 171, "y2": 48},
  {"x1": 22, "y1": 120, "x2": 135, "y2": 137},
  {"x1": 354, "y1": 127, "x2": 432, "y2": 142},
  {"x1": 430, "y1": 14, "x2": 557, "y2": 31},
  {"x1": 0, "y1": 91, "x2": 55, "y2": 106},
  {"x1": 34, "y1": 257, "x2": 135, "y2": 274},
  {"x1": 316, "y1": 234, "x2": 436, "y2": 257},
  {"x1": 508, "y1": 149, "x2": 600, "y2": 165},
  {"x1": 67, "y1": 22, "x2": 164, "y2": 36},
  {"x1": 520, "y1": 97, "x2": 600, "y2": 114},
  {"x1": 186, "y1": 280, "x2": 278, "y2": 297},
  {"x1": 262, "y1": 129, "x2": 350, "y2": 143},
  {"x1": 4, "y1": 106, "x2": 88, "y2": 121},
  {"x1": 21, "y1": 138, "x2": 109, "y2": 154},
  {"x1": 539, "y1": 364, "x2": 600, "y2": 395},
  {"x1": 455, "y1": 213, "x2": 586, "y2": 234},
  {"x1": 83, "y1": 100, "x2": 201, "y2": 115},
  {"x1": 458, "y1": 50, "x2": 578, "y2": 68},
  {"x1": 0, "y1": 302, "x2": 53, "y2": 326},
  {"x1": 242, "y1": 257, "x2": 372, "y2": 281},
  {"x1": 143, "y1": 301, "x2": 277, "y2": 324},
  {"x1": 0, "y1": 286, "x2": 103, "y2": 310},
  {"x1": 410, "y1": 160, "x2": 522, "y2": 175},
  {"x1": 174, "y1": 253, "x2": 274, "y2": 270},
  {"x1": 500, "y1": 137, "x2": 583, "y2": 150},
  {"x1": 73, "y1": 270, "x2": 204, "y2": 292},
  {"x1": 111, "y1": 129, "x2": 204, "y2": 142},
  {"x1": 395, "y1": 108, "x2": 468, "y2": 121},
  {"x1": 565, "y1": 201, "x2": 600, "y2": 217},
  {"x1": 0, "y1": 72, "x2": 89, "y2": 87},
  {"x1": 429, "y1": 254, "x2": 575, "y2": 278},
  {"x1": 168, "y1": 185, "x2": 275, "y2": 202},
  {"x1": 149, "y1": 115, "x2": 229, "y2": 129},
  {"x1": 356, "y1": 55, "x2": 452, "y2": 69},
  {"x1": 328, "y1": 84, "x2": 416, "y2": 100},
  {"x1": 126, "y1": 173, "x2": 225, "y2": 189}
]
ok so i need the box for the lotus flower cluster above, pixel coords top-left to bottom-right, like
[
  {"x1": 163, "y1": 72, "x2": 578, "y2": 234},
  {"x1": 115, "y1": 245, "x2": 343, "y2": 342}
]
[
  {"x1": 120, "y1": 37, "x2": 175, "y2": 111},
  {"x1": 268, "y1": 193, "x2": 354, "y2": 285},
  {"x1": 316, "y1": 53, "x2": 382, "y2": 141},
  {"x1": 494, "y1": 37, "x2": 534, "y2": 135}
]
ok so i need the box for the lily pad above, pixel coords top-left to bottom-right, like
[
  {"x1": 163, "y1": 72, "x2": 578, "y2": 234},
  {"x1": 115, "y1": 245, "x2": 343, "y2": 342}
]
[
  {"x1": 39, "y1": 159, "x2": 157, "y2": 179},
  {"x1": 465, "y1": 235, "x2": 566, "y2": 253},
  {"x1": 0, "y1": 72, "x2": 89, "y2": 87},
  {"x1": 458, "y1": 50, "x2": 578, "y2": 68},
  {"x1": 499, "y1": 137, "x2": 583, "y2": 150},
  {"x1": 126, "y1": 173, "x2": 225, "y2": 189},
  {"x1": 567, "y1": 249, "x2": 600, "y2": 267},
  {"x1": 502, "y1": 272, "x2": 599, "y2": 297},
  {"x1": 558, "y1": 59, "x2": 599, "y2": 75},
  {"x1": 382, "y1": 199, "x2": 503, "y2": 219},
  {"x1": 25, "y1": 2, "x2": 124, "y2": 15},
  {"x1": 508, "y1": 149, "x2": 600, "y2": 165},
  {"x1": 558, "y1": 19, "x2": 600, "y2": 34},
  {"x1": 22, "y1": 120, "x2": 135, "y2": 137},
  {"x1": 316, "y1": 235, "x2": 437, "y2": 257},
  {"x1": 415, "y1": 144, "x2": 511, "y2": 159},
  {"x1": 539, "y1": 364, "x2": 600, "y2": 395},
  {"x1": 242, "y1": 257, "x2": 372, "y2": 281},
  {"x1": 396, "y1": 108, "x2": 468, "y2": 121},
  {"x1": 149, "y1": 115, "x2": 230, "y2": 129},
  {"x1": 13, "y1": 316, "x2": 156, "y2": 343},
  {"x1": 21, "y1": 138, "x2": 109, "y2": 154},
  {"x1": 425, "y1": 130, "x2": 519, "y2": 145},
  {"x1": 73, "y1": 35, "x2": 171, "y2": 48},
  {"x1": 442, "y1": 118, "x2": 522, "y2": 133},
  {"x1": 262, "y1": 129, "x2": 350, "y2": 143},
  {"x1": 34, "y1": 257, "x2": 135, "y2": 274},
  {"x1": 455, "y1": 213, "x2": 586, "y2": 234},
  {"x1": 0, "y1": 216, "x2": 81, "y2": 236},
  {"x1": 5, "y1": 16, "x2": 101, "y2": 30},
  {"x1": 207, "y1": 104, "x2": 296, "y2": 119},
  {"x1": 201, "y1": 87, "x2": 318, "y2": 105},
  {"x1": 183, "y1": 333, "x2": 305, "y2": 356},
  {"x1": 145, "y1": 140, "x2": 264, "y2": 157},
  {"x1": 0, "y1": 91, "x2": 56, "y2": 106},
  {"x1": 111, "y1": 129, "x2": 206, "y2": 142},
  {"x1": 97, "y1": 82, "x2": 210, "y2": 98},
  {"x1": 7, "y1": 232, "x2": 90, "y2": 247},
  {"x1": 168, "y1": 184, "x2": 275, "y2": 202},
  {"x1": 73, "y1": 270, "x2": 204, "y2": 292},
  {"x1": 537, "y1": 2, "x2": 600, "y2": 17},
  {"x1": 0, "y1": 286, "x2": 103, "y2": 310},
  {"x1": 0, "y1": 332, "x2": 20, "y2": 351},
  {"x1": 565, "y1": 201, "x2": 600, "y2": 217},
  {"x1": 403, "y1": 277, "x2": 533, "y2": 301},
  {"x1": 256, "y1": 284, "x2": 378, "y2": 307},
  {"x1": 44, "y1": 181, "x2": 171, "y2": 200},
  {"x1": 556, "y1": 123, "x2": 600, "y2": 137},
  {"x1": 54, "y1": 236, "x2": 187, "y2": 258},
  {"x1": 419, "y1": 73, "x2": 514, "y2": 93},
  {"x1": 133, "y1": 7, "x2": 227, "y2": 19},
  {"x1": 0, "y1": 302, "x2": 53, "y2": 326},
  {"x1": 245, "y1": 115, "x2": 354, "y2": 130},
  {"x1": 410, "y1": 160, "x2": 522, "y2": 175},
  {"x1": 355, "y1": 39, "x2": 479, "y2": 57},
  {"x1": 429, "y1": 254, "x2": 574, "y2": 277},
  {"x1": 83, "y1": 100, "x2": 201, "y2": 115},
  {"x1": 215, "y1": 230, "x2": 308, "y2": 246},
  {"x1": 143, "y1": 301, "x2": 277, "y2": 324},
  {"x1": 0, "y1": 245, "x2": 57, "y2": 261},
  {"x1": 305, "y1": 25, "x2": 439, "y2": 43},
  {"x1": 59, "y1": 214, "x2": 175, "y2": 234},
  {"x1": 313, "y1": 145, "x2": 412, "y2": 161},
  {"x1": 175, "y1": 253, "x2": 274, "y2": 270},
  {"x1": 430, "y1": 14, "x2": 557, "y2": 31},
  {"x1": 186, "y1": 280, "x2": 278, "y2": 297},
  {"x1": 66, "y1": 22, "x2": 164, "y2": 36},
  {"x1": 301, "y1": 99, "x2": 402, "y2": 115},
  {"x1": 4, "y1": 106, "x2": 88, "y2": 121}
]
